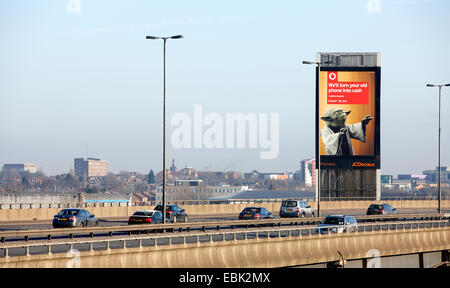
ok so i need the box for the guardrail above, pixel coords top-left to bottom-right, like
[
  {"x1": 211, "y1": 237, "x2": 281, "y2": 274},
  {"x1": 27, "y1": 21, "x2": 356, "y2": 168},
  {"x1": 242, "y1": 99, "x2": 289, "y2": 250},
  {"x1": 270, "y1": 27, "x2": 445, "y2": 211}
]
[
  {"x1": 0, "y1": 213, "x2": 448, "y2": 244},
  {"x1": 1, "y1": 196, "x2": 449, "y2": 209},
  {"x1": 1, "y1": 218, "x2": 449, "y2": 258}
]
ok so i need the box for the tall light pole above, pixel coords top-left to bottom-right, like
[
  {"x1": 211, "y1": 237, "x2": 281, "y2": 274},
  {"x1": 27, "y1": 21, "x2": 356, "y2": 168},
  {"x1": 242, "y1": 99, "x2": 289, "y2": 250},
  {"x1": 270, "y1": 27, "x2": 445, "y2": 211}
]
[
  {"x1": 146, "y1": 34, "x2": 183, "y2": 223},
  {"x1": 302, "y1": 60, "x2": 331, "y2": 218},
  {"x1": 426, "y1": 83, "x2": 450, "y2": 214}
]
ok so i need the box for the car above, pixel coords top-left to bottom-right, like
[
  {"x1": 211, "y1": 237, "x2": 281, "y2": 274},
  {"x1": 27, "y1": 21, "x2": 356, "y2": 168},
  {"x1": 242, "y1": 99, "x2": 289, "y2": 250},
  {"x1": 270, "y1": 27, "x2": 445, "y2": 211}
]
[
  {"x1": 128, "y1": 210, "x2": 169, "y2": 225},
  {"x1": 53, "y1": 208, "x2": 98, "y2": 228},
  {"x1": 154, "y1": 204, "x2": 188, "y2": 223},
  {"x1": 239, "y1": 207, "x2": 275, "y2": 220},
  {"x1": 317, "y1": 215, "x2": 358, "y2": 234},
  {"x1": 279, "y1": 199, "x2": 314, "y2": 218},
  {"x1": 366, "y1": 203, "x2": 398, "y2": 215}
]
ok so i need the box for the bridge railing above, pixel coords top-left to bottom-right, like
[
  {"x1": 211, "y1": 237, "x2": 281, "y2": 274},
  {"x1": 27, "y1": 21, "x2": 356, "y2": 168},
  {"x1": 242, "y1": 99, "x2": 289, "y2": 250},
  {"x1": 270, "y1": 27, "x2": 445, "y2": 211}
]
[
  {"x1": 0, "y1": 213, "x2": 448, "y2": 244},
  {"x1": 0, "y1": 196, "x2": 448, "y2": 209},
  {"x1": 0, "y1": 217, "x2": 449, "y2": 258}
]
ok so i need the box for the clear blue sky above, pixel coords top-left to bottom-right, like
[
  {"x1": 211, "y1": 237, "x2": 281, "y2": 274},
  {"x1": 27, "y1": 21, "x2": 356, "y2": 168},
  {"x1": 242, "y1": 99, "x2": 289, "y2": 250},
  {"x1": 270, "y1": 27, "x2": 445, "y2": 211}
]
[{"x1": 1, "y1": 0, "x2": 449, "y2": 176}]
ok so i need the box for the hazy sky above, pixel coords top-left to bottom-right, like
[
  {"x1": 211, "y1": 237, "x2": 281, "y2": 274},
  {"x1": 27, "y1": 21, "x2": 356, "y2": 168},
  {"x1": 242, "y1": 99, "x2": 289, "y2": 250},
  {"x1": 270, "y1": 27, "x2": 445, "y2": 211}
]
[{"x1": 1, "y1": 0, "x2": 449, "y2": 176}]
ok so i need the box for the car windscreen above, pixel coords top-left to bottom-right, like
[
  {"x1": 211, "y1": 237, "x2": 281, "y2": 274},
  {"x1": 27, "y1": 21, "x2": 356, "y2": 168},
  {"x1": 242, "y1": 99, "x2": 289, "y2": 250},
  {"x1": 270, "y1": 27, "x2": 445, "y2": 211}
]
[
  {"x1": 323, "y1": 217, "x2": 344, "y2": 225},
  {"x1": 242, "y1": 208, "x2": 261, "y2": 213},
  {"x1": 58, "y1": 210, "x2": 79, "y2": 215},
  {"x1": 369, "y1": 205, "x2": 383, "y2": 210},
  {"x1": 154, "y1": 205, "x2": 171, "y2": 211},
  {"x1": 152, "y1": 212, "x2": 162, "y2": 218},
  {"x1": 133, "y1": 211, "x2": 154, "y2": 216},
  {"x1": 282, "y1": 201, "x2": 297, "y2": 207}
]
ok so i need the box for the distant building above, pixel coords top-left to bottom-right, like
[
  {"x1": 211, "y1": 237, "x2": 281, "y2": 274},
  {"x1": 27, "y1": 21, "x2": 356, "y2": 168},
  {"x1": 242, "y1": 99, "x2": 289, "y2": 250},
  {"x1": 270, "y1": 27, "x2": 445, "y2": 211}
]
[
  {"x1": 83, "y1": 192, "x2": 131, "y2": 204},
  {"x1": 207, "y1": 190, "x2": 315, "y2": 201},
  {"x1": 118, "y1": 171, "x2": 140, "y2": 186},
  {"x1": 178, "y1": 166, "x2": 199, "y2": 178},
  {"x1": 155, "y1": 181, "x2": 248, "y2": 201},
  {"x1": 383, "y1": 179, "x2": 412, "y2": 191},
  {"x1": 175, "y1": 179, "x2": 203, "y2": 186},
  {"x1": 155, "y1": 160, "x2": 200, "y2": 183},
  {"x1": 2, "y1": 164, "x2": 36, "y2": 174},
  {"x1": 381, "y1": 175, "x2": 393, "y2": 184},
  {"x1": 261, "y1": 173, "x2": 289, "y2": 181},
  {"x1": 382, "y1": 174, "x2": 429, "y2": 191},
  {"x1": 411, "y1": 174, "x2": 427, "y2": 180},
  {"x1": 293, "y1": 171, "x2": 302, "y2": 182},
  {"x1": 300, "y1": 158, "x2": 316, "y2": 187},
  {"x1": 74, "y1": 158, "x2": 108, "y2": 178},
  {"x1": 423, "y1": 167, "x2": 450, "y2": 184},
  {"x1": 397, "y1": 174, "x2": 412, "y2": 180},
  {"x1": 244, "y1": 170, "x2": 260, "y2": 181}
]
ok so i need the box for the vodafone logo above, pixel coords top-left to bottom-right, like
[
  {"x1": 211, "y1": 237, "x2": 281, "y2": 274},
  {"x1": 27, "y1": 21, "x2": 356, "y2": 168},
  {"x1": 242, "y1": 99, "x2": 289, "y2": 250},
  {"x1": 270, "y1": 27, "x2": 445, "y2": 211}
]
[{"x1": 328, "y1": 72, "x2": 337, "y2": 81}]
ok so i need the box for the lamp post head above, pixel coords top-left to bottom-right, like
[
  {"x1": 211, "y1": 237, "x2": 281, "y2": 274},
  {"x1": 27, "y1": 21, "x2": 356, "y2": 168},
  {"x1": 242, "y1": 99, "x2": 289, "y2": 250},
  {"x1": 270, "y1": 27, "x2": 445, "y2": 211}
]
[
  {"x1": 427, "y1": 83, "x2": 450, "y2": 87},
  {"x1": 146, "y1": 35, "x2": 183, "y2": 40}
]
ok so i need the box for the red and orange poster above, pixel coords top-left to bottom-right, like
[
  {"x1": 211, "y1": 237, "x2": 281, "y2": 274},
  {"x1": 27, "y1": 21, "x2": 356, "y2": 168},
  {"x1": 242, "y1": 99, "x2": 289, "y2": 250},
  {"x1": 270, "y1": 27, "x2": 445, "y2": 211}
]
[{"x1": 318, "y1": 71, "x2": 376, "y2": 156}]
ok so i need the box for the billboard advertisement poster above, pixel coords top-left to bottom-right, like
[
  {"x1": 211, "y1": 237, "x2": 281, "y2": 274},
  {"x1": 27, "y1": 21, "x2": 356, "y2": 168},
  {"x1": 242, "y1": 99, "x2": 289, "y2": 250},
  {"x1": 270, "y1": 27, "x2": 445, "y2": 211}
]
[{"x1": 316, "y1": 67, "x2": 380, "y2": 169}]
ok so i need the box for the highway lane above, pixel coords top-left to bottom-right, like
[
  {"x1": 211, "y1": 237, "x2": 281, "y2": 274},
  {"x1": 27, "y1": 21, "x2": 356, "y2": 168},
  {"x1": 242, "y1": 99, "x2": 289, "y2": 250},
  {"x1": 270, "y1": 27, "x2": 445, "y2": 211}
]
[
  {"x1": 0, "y1": 213, "x2": 243, "y2": 231},
  {"x1": 0, "y1": 207, "x2": 440, "y2": 231},
  {"x1": 2, "y1": 217, "x2": 447, "y2": 258}
]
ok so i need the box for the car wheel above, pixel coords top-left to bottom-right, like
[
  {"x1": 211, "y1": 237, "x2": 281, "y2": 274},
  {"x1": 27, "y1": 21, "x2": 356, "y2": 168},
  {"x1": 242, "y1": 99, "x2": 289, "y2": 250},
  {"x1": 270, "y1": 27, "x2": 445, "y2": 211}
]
[
  {"x1": 301, "y1": 212, "x2": 305, "y2": 218},
  {"x1": 311, "y1": 212, "x2": 315, "y2": 217},
  {"x1": 184, "y1": 216, "x2": 188, "y2": 223},
  {"x1": 172, "y1": 216, "x2": 177, "y2": 223},
  {"x1": 80, "y1": 222, "x2": 85, "y2": 228},
  {"x1": 95, "y1": 221, "x2": 99, "y2": 227}
]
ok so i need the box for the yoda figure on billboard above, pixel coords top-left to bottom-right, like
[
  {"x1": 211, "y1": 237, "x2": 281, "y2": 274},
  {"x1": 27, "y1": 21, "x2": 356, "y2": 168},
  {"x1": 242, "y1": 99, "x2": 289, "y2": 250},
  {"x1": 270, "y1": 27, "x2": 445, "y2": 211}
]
[{"x1": 320, "y1": 107, "x2": 373, "y2": 156}]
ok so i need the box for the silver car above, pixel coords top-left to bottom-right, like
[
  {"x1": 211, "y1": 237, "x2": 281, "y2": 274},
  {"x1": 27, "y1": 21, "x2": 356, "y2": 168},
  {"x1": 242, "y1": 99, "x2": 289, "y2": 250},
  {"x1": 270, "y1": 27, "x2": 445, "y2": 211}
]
[
  {"x1": 317, "y1": 215, "x2": 358, "y2": 234},
  {"x1": 279, "y1": 200, "x2": 314, "y2": 218}
]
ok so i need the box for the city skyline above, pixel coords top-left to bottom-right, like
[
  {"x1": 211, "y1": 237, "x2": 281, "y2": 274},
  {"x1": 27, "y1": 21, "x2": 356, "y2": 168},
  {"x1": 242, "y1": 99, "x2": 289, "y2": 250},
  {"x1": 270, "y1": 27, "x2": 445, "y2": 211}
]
[
  {"x1": 1, "y1": 1, "x2": 450, "y2": 176},
  {"x1": 1, "y1": 156, "x2": 447, "y2": 178}
]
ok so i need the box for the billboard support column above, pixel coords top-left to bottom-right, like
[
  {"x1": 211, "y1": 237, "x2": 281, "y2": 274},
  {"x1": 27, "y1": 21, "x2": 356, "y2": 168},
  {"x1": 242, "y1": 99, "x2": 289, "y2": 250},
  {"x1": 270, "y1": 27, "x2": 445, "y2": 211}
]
[
  {"x1": 315, "y1": 168, "x2": 319, "y2": 202},
  {"x1": 376, "y1": 169, "x2": 381, "y2": 201}
]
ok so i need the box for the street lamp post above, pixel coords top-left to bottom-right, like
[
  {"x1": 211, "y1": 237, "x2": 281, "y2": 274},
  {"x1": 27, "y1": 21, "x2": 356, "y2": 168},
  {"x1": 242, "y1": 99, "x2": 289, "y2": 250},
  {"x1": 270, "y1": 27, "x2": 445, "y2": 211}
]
[
  {"x1": 146, "y1": 34, "x2": 183, "y2": 223},
  {"x1": 302, "y1": 60, "x2": 331, "y2": 218},
  {"x1": 426, "y1": 83, "x2": 450, "y2": 214}
]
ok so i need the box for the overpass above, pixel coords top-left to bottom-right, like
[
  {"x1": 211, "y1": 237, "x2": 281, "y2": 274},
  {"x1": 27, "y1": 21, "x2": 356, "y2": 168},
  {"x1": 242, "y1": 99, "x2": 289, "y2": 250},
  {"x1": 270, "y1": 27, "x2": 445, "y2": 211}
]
[{"x1": 0, "y1": 215, "x2": 449, "y2": 268}]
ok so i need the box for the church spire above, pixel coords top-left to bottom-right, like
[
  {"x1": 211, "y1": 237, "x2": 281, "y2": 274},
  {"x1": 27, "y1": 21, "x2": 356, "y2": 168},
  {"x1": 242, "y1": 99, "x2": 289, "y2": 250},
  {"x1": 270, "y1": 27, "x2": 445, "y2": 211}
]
[{"x1": 170, "y1": 158, "x2": 176, "y2": 173}]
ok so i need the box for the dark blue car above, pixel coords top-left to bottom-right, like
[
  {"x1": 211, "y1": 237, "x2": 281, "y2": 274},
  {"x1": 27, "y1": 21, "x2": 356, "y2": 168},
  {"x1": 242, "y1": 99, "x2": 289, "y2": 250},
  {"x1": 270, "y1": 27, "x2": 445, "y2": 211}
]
[
  {"x1": 239, "y1": 207, "x2": 274, "y2": 220},
  {"x1": 154, "y1": 204, "x2": 188, "y2": 223},
  {"x1": 53, "y1": 208, "x2": 98, "y2": 228}
]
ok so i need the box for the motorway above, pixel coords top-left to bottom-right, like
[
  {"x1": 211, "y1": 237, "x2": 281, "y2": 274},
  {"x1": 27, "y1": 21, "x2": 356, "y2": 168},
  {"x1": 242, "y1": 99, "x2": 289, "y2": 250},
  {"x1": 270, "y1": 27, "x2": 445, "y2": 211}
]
[{"x1": 0, "y1": 207, "x2": 439, "y2": 231}]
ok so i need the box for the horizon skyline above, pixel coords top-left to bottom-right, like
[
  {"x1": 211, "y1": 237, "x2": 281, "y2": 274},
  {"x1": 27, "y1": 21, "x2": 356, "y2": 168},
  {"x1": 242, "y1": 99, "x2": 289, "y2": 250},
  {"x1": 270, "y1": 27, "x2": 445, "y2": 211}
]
[{"x1": 1, "y1": 156, "x2": 447, "y2": 177}]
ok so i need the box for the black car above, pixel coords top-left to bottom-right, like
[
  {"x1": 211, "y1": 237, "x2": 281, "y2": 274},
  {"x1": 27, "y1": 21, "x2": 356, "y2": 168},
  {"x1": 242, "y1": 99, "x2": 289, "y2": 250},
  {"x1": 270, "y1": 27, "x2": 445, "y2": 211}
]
[
  {"x1": 53, "y1": 208, "x2": 98, "y2": 228},
  {"x1": 154, "y1": 204, "x2": 188, "y2": 223},
  {"x1": 367, "y1": 203, "x2": 398, "y2": 215},
  {"x1": 239, "y1": 207, "x2": 274, "y2": 220},
  {"x1": 128, "y1": 210, "x2": 169, "y2": 225}
]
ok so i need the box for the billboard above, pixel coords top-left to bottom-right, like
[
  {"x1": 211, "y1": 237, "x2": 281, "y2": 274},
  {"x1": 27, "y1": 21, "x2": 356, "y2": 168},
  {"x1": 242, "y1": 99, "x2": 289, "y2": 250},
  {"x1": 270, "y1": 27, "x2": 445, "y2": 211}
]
[{"x1": 316, "y1": 67, "x2": 380, "y2": 169}]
